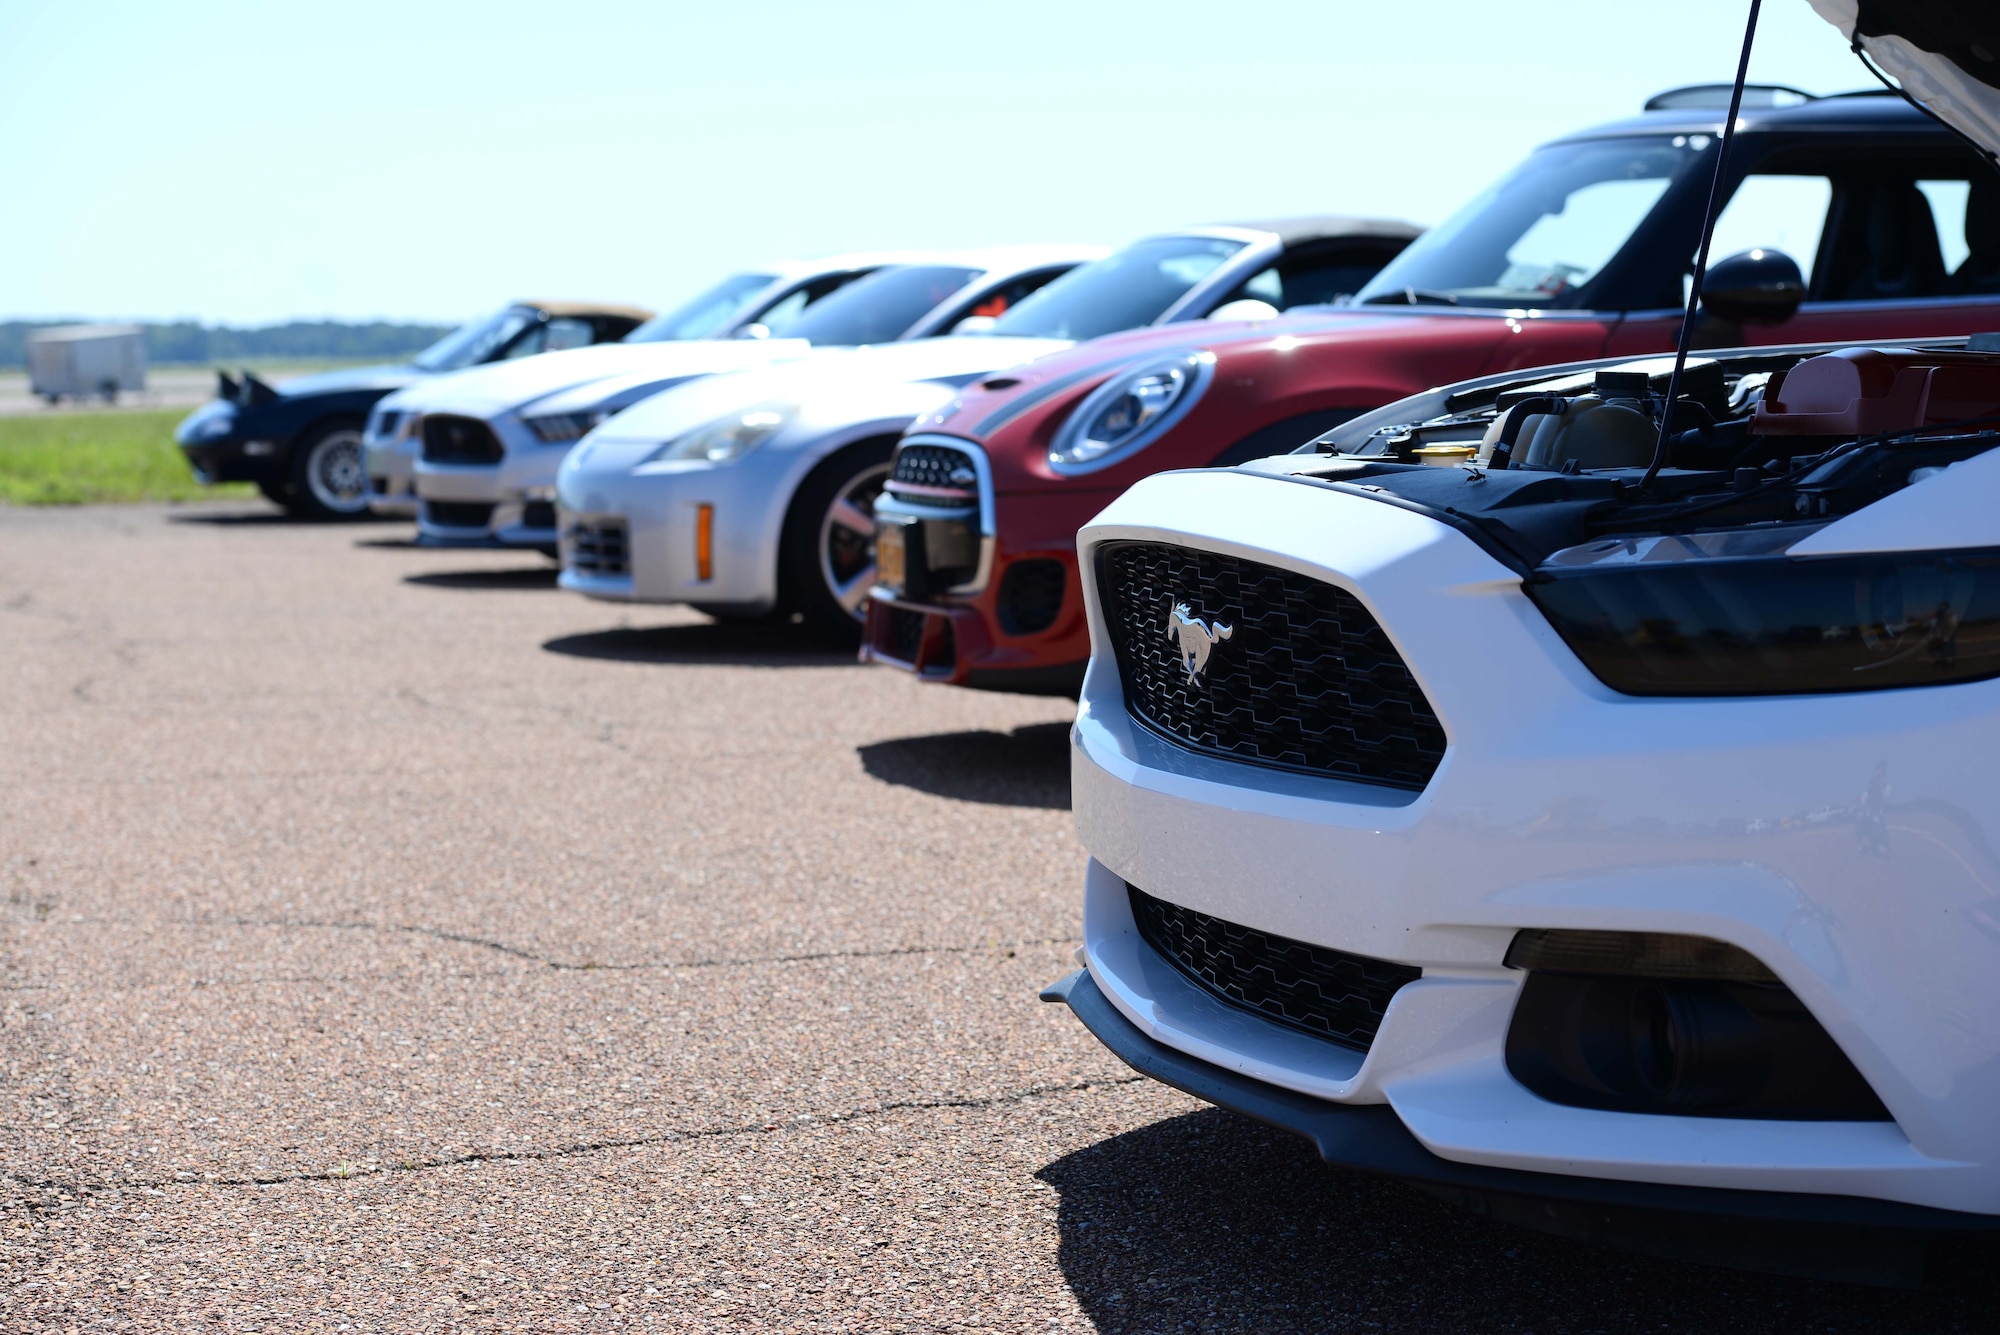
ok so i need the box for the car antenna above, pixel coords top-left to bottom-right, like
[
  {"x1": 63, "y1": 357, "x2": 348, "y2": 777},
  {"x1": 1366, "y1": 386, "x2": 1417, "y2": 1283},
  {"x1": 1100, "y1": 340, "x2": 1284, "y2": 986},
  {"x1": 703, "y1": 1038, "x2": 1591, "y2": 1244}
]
[{"x1": 1640, "y1": 0, "x2": 1761, "y2": 495}]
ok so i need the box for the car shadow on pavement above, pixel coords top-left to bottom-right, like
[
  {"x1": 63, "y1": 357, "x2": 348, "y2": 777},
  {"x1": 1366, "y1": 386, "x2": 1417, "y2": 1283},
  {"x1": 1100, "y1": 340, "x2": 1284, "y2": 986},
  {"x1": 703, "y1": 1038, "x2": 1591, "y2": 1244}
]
[
  {"x1": 1038, "y1": 1108, "x2": 2000, "y2": 1332},
  {"x1": 541, "y1": 620, "x2": 854, "y2": 669},
  {"x1": 405, "y1": 567, "x2": 560, "y2": 590},
  {"x1": 168, "y1": 509, "x2": 338, "y2": 526},
  {"x1": 857, "y1": 721, "x2": 1070, "y2": 809}
]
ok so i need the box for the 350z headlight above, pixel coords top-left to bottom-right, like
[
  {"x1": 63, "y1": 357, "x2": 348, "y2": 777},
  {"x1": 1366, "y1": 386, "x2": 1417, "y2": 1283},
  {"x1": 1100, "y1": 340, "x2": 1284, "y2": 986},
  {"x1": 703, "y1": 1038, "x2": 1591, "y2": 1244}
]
[
  {"x1": 1526, "y1": 536, "x2": 2000, "y2": 695},
  {"x1": 524, "y1": 409, "x2": 608, "y2": 444},
  {"x1": 1048, "y1": 352, "x2": 1214, "y2": 474},
  {"x1": 643, "y1": 401, "x2": 798, "y2": 464}
]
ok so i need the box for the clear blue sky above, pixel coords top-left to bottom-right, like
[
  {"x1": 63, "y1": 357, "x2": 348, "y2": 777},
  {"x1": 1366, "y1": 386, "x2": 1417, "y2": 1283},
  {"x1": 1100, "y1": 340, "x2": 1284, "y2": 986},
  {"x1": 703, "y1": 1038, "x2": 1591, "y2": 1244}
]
[{"x1": 0, "y1": 0, "x2": 1868, "y2": 326}]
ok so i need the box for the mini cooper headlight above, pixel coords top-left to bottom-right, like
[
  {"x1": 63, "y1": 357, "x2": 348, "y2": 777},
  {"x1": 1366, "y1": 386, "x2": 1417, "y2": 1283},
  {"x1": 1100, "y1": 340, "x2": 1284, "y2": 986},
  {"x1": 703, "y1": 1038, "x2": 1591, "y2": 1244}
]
[
  {"x1": 1048, "y1": 352, "x2": 1214, "y2": 474},
  {"x1": 643, "y1": 401, "x2": 798, "y2": 464}
]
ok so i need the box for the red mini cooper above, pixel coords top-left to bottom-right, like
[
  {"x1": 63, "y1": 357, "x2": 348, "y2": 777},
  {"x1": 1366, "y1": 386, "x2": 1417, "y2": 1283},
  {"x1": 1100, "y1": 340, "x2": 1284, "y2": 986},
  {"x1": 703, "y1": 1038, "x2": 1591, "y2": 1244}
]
[{"x1": 862, "y1": 88, "x2": 2000, "y2": 692}]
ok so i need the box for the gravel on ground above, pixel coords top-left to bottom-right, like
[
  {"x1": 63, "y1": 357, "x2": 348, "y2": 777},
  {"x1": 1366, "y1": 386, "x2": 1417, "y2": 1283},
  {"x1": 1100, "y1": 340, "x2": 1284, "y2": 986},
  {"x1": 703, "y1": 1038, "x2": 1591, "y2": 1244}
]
[{"x1": 2, "y1": 502, "x2": 1995, "y2": 1332}]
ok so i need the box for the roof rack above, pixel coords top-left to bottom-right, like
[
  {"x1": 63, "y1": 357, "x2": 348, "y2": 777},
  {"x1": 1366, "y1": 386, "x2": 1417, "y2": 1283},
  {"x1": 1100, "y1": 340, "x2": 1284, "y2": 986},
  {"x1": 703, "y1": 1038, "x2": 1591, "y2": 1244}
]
[{"x1": 1643, "y1": 83, "x2": 1815, "y2": 112}]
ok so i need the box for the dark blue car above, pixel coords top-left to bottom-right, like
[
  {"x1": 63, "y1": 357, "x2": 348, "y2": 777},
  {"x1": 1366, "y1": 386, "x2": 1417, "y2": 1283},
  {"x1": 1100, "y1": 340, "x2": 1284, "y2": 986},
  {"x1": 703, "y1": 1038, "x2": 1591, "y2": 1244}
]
[{"x1": 175, "y1": 300, "x2": 650, "y2": 518}]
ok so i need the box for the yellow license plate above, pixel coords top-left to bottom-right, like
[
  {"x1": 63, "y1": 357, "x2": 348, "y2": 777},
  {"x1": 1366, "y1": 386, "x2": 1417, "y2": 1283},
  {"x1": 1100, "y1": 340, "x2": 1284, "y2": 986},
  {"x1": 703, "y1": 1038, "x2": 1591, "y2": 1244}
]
[{"x1": 875, "y1": 522, "x2": 906, "y2": 592}]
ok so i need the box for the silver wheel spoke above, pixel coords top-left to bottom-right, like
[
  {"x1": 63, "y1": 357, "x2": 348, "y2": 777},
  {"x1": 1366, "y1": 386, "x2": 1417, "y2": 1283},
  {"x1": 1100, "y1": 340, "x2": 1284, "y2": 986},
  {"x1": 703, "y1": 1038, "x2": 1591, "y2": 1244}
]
[
  {"x1": 815, "y1": 461, "x2": 891, "y2": 623},
  {"x1": 828, "y1": 497, "x2": 874, "y2": 538},
  {"x1": 834, "y1": 565, "x2": 876, "y2": 613}
]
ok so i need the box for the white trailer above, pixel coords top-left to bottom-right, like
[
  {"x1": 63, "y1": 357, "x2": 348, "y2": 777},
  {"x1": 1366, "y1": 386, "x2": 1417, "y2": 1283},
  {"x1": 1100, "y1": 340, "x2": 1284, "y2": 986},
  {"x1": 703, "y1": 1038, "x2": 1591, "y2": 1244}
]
[{"x1": 27, "y1": 324, "x2": 147, "y2": 403}]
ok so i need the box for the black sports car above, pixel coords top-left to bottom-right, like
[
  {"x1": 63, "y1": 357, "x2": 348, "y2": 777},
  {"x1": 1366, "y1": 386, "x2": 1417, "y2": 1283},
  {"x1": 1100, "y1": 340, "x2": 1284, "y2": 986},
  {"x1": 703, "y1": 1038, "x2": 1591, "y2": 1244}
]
[{"x1": 174, "y1": 300, "x2": 650, "y2": 518}]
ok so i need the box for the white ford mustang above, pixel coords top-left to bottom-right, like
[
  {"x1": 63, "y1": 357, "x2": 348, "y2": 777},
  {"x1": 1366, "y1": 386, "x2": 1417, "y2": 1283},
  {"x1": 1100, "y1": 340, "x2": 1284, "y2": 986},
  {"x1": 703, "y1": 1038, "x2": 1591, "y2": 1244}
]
[{"x1": 1045, "y1": 2, "x2": 2000, "y2": 1279}]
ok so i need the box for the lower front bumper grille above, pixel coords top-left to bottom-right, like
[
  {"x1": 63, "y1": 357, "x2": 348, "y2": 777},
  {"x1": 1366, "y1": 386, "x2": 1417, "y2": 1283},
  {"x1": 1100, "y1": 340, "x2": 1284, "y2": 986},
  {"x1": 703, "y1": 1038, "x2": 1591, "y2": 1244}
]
[
  {"x1": 997, "y1": 558, "x2": 1065, "y2": 634},
  {"x1": 521, "y1": 500, "x2": 557, "y2": 530},
  {"x1": 423, "y1": 500, "x2": 494, "y2": 528},
  {"x1": 565, "y1": 519, "x2": 629, "y2": 576},
  {"x1": 1041, "y1": 967, "x2": 1994, "y2": 1284},
  {"x1": 1129, "y1": 883, "x2": 1419, "y2": 1052}
]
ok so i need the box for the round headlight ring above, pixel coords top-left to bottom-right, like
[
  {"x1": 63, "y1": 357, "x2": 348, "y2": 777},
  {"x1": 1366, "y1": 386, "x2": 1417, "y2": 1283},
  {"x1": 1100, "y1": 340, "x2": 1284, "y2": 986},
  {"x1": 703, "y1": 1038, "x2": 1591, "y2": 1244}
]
[{"x1": 1047, "y1": 352, "x2": 1214, "y2": 475}]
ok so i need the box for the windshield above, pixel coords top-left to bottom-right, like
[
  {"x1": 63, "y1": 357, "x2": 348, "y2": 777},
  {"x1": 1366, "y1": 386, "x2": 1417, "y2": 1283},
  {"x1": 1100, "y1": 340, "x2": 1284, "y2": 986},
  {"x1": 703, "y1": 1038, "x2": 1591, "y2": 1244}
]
[
  {"x1": 988, "y1": 236, "x2": 1247, "y2": 339},
  {"x1": 627, "y1": 273, "x2": 778, "y2": 343},
  {"x1": 413, "y1": 306, "x2": 539, "y2": 371},
  {"x1": 778, "y1": 265, "x2": 980, "y2": 346},
  {"x1": 1354, "y1": 137, "x2": 1709, "y2": 309}
]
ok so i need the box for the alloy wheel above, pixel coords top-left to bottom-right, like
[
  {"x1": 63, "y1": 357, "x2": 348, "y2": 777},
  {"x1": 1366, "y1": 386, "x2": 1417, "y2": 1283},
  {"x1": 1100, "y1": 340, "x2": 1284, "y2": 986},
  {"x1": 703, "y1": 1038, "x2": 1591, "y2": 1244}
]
[
  {"x1": 305, "y1": 429, "x2": 371, "y2": 515},
  {"x1": 816, "y1": 462, "x2": 890, "y2": 622}
]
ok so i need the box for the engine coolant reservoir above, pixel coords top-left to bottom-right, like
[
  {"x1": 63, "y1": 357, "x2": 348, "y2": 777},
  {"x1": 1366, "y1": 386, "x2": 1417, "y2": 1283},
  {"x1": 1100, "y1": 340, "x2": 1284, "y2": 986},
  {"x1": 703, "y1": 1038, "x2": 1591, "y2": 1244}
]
[{"x1": 1477, "y1": 370, "x2": 1661, "y2": 470}]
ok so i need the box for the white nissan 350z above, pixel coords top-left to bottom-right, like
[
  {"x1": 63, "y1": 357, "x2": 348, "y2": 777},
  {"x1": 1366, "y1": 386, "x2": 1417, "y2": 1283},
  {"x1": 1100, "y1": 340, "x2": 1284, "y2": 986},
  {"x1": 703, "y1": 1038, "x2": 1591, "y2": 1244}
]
[{"x1": 1044, "y1": 1, "x2": 2000, "y2": 1280}]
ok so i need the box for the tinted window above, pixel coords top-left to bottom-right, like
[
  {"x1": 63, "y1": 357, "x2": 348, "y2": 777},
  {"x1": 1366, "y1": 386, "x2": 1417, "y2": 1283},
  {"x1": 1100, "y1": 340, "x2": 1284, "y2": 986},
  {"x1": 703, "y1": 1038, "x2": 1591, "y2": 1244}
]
[
  {"x1": 751, "y1": 270, "x2": 877, "y2": 337},
  {"x1": 1224, "y1": 245, "x2": 1404, "y2": 311},
  {"x1": 1705, "y1": 174, "x2": 1833, "y2": 289},
  {"x1": 413, "y1": 306, "x2": 538, "y2": 370},
  {"x1": 1356, "y1": 137, "x2": 1712, "y2": 309},
  {"x1": 1746, "y1": 149, "x2": 1995, "y2": 302},
  {"x1": 500, "y1": 323, "x2": 548, "y2": 359},
  {"x1": 1920, "y1": 179, "x2": 1972, "y2": 272},
  {"x1": 628, "y1": 273, "x2": 777, "y2": 342},
  {"x1": 778, "y1": 265, "x2": 981, "y2": 346},
  {"x1": 543, "y1": 317, "x2": 595, "y2": 352},
  {"x1": 938, "y1": 266, "x2": 1076, "y2": 331},
  {"x1": 1918, "y1": 175, "x2": 2000, "y2": 293},
  {"x1": 989, "y1": 236, "x2": 1247, "y2": 340}
]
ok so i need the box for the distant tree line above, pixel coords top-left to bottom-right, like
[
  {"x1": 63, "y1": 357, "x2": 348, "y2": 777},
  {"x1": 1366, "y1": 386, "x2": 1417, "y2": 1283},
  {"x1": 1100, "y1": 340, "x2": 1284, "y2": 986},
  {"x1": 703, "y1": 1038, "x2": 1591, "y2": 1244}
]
[{"x1": 0, "y1": 320, "x2": 457, "y2": 368}]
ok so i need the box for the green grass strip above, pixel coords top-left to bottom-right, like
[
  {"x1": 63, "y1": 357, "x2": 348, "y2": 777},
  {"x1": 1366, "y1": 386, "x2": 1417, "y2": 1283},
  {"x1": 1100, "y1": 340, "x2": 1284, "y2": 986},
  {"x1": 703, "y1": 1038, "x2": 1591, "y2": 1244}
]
[{"x1": 0, "y1": 410, "x2": 254, "y2": 505}]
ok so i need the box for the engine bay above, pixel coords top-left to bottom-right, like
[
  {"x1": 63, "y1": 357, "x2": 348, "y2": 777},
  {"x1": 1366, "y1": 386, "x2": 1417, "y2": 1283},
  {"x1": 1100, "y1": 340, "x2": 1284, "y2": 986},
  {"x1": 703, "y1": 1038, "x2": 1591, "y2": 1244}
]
[
  {"x1": 1268, "y1": 342, "x2": 2000, "y2": 695},
  {"x1": 1287, "y1": 343, "x2": 2000, "y2": 570}
]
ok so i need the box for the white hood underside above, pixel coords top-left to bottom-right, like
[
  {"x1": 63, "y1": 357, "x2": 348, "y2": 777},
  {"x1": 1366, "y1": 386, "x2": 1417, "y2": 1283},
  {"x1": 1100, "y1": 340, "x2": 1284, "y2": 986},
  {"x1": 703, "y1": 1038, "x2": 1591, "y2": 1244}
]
[{"x1": 1808, "y1": 1, "x2": 2000, "y2": 156}]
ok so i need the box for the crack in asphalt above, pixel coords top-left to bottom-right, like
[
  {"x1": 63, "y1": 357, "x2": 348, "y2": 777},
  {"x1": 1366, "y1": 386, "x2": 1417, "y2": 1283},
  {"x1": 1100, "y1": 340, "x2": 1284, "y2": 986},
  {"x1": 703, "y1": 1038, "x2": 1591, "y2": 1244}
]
[
  {"x1": 0, "y1": 1075, "x2": 1148, "y2": 1206},
  {"x1": 3, "y1": 921, "x2": 1073, "y2": 992},
  {"x1": 213, "y1": 915, "x2": 1073, "y2": 973}
]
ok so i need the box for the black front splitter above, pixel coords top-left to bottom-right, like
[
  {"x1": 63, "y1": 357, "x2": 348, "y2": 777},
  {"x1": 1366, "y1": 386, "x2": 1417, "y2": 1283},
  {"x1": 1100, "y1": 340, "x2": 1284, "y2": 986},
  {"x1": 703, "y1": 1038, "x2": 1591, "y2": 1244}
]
[{"x1": 1041, "y1": 968, "x2": 2000, "y2": 1286}]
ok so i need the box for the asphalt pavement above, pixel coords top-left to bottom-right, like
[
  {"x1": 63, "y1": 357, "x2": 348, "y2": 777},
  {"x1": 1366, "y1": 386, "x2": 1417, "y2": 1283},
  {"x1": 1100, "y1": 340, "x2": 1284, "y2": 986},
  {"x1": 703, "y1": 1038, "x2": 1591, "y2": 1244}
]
[{"x1": 2, "y1": 501, "x2": 1995, "y2": 1332}]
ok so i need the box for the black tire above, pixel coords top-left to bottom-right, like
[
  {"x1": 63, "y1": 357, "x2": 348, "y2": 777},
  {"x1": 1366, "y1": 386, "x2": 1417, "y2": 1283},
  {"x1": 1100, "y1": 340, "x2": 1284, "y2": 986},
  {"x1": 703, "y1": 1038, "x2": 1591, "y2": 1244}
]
[
  {"x1": 283, "y1": 419, "x2": 371, "y2": 520},
  {"x1": 778, "y1": 438, "x2": 895, "y2": 645}
]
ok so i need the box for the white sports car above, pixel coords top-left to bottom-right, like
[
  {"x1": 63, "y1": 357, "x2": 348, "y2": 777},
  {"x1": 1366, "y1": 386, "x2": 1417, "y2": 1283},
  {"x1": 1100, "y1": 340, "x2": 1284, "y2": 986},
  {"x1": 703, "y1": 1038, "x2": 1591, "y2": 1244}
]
[
  {"x1": 391, "y1": 249, "x2": 1100, "y2": 550},
  {"x1": 1053, "y1": 334, "x2": 2000, "y2": 1276},
  {"x1": 360, "y1": 253, "x2": 912, "y2": 522},
  {"x1": 555, "y1": 219, "x2": 1418, "y2": 638},
  {"x1": 1046, "y1": 5, "x2": 2000, "y2": 1277}
]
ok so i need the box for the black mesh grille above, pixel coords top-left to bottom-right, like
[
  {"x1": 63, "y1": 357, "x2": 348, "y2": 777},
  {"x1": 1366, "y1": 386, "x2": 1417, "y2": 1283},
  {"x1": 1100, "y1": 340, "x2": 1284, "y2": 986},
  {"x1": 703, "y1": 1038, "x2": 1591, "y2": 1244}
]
[
  {"x1": 1098, "y1": 542, "x2": 1446, "y2": 791},
  {"x1": 998, "y1": 559, "x2": 1065, "y2": 635},
  {"x1": 889, "y1": 607, "x2": 927, "y2": 662},
  {"x1": 885, "y1": 607, "x2": 956, "y2": 669},
  {"x1": 565, "y1": 519, "x2": 628, "y2": 576},
  {"x1": 1130, "y1": 884, "x2": 1419, "y2": 1052},
  {"x1": 891, "y1": 442, "x2": 978, "y2": 492},
  {"x1": 421, "y1": 415, "x2": 503, "y2": 464},
  {"x1": 520, "y1": 501, "x2": 557, "y2": 530},
  {"x1": 423, "y1": 500, "x2": 494, "y2": 528}
]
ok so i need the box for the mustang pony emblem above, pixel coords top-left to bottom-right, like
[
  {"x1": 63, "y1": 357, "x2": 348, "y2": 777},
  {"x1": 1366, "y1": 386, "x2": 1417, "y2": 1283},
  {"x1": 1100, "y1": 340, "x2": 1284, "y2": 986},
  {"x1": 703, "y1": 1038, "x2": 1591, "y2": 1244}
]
[{"x1": 1164, "y1": 601, "x2": 1232, "y2": 684}]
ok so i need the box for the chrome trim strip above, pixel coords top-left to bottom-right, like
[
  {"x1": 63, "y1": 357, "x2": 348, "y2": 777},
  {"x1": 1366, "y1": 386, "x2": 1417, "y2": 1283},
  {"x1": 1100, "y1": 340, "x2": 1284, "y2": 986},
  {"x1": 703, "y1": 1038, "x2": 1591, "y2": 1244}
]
[{"x1": 888, "y1": 434, "x2": 998, "y2": 594}]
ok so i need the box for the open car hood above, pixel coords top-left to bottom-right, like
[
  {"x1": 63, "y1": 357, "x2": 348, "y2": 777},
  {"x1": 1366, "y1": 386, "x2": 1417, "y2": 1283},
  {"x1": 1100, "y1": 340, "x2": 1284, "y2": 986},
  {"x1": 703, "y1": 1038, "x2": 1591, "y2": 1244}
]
[{"x1": 1809, "y1": 1, "x2": 2000, "y2": 156}]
